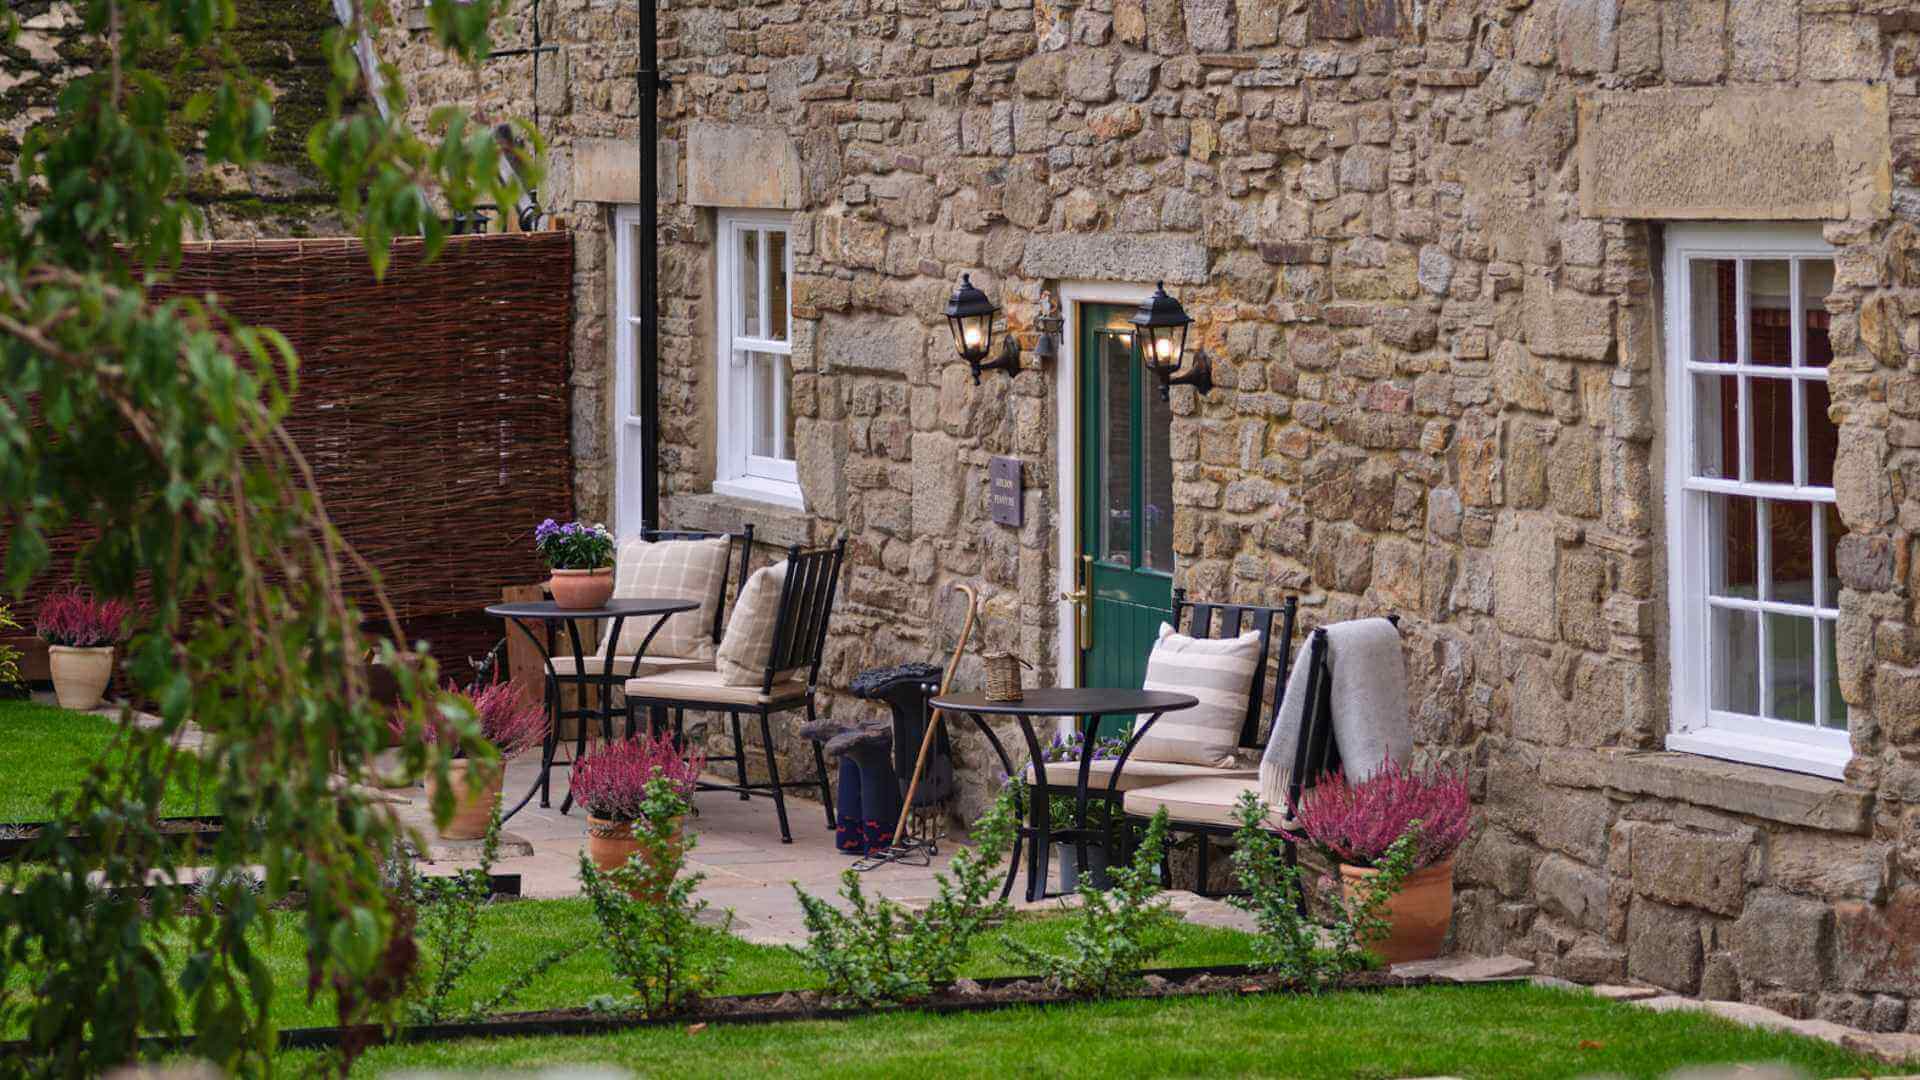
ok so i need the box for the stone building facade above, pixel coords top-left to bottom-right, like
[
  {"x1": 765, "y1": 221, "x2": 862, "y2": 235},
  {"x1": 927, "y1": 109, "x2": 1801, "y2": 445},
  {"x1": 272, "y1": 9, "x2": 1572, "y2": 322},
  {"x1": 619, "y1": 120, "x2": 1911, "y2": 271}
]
[{"x1": 367, "y1": 0, "x2": 1920, "y2": 1024}]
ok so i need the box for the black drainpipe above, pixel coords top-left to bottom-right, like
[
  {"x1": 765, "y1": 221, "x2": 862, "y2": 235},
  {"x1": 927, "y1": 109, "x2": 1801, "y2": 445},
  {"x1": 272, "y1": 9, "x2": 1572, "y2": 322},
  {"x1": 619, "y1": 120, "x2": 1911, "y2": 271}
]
[{"x1": 637, "y1": 0, "x2": 662, "y2": 530}]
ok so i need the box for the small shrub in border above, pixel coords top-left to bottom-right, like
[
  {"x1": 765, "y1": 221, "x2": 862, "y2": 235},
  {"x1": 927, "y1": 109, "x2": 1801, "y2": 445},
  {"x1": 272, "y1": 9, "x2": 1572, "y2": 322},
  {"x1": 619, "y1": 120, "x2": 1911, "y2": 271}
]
[
  {"x1": 578, "y1": 777, "x2": 729, "y2": 1018},
  {"x1": 1227, "y1": 791, "x2": 1419, "y2": 992},
  {"x1": 397, "y1": 805, "x2": 581, "y2": 1024},
  {"x1": 792, "y1": 782, "x2": 1021, "y2": 1005},
  {"x1": 1004, "y1": 807, "x2": 1178, "y2": 997}
]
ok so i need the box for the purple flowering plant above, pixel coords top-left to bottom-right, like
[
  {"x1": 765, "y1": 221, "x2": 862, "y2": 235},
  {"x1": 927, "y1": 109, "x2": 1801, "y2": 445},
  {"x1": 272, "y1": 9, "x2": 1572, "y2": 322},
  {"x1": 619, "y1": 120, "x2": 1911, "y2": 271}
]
[
  {"x1": 1290, "y1": 758, "x2": 1471, "y2": 871},
  {"x1": 533, "y1": 518, "x2": 615, "y2": 570}
]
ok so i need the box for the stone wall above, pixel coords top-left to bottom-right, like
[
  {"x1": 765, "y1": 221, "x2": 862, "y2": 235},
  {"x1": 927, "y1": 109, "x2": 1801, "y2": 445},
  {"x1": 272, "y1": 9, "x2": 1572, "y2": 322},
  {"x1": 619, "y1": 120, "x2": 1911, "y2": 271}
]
[
  {"x1": 373, "y1": 0, "x2": 1920, "y2": 1020},
  {"x1": 4, "y1": 0, "x2": 352, "y2": 238}
]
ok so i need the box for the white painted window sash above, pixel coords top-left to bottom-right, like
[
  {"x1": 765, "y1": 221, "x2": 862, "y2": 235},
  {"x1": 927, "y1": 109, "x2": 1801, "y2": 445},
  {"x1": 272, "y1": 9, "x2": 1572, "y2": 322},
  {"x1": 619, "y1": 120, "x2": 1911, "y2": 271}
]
[
  {"x1": 714, "y1": 211, "x2": 801, "y2": 509},
  {"x1": 612, "y1": 205, "x2": 648, "y2": 534},
  {"x1": 1662, "y1": 223, "x2": 1849, "y2": 781}
]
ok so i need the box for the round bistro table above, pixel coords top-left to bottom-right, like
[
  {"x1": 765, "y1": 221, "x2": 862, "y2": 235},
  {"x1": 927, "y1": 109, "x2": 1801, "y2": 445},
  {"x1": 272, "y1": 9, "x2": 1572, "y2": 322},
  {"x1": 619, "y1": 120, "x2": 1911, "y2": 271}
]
[
  {"x1": 486, "y1": 597, "x2": 698, "y2": 822},
  {"x1": 930, "y1": 687, "x2": 1199, "y2": 903}
]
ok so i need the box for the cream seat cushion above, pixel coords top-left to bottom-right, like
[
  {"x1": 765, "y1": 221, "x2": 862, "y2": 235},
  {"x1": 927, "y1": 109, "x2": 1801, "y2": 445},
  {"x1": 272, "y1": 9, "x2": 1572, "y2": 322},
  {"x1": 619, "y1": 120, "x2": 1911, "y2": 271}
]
[
  {"x1": 599, "y1": 536, "x2": 732, "y2": 661},
  {"x1": 1026, "y1": 758, "x2": 1257, "y2": 794},
  {"x1": 715, "y1": 561, "x2": 793, "y2": 686},
  {"x1": 548, "y1": 655, "x2": 711, "y2": 677},
  {"x1": 624, "y1": 666, "x2": 808, "y2": 707},
  {"x1": 1122, "y1": 776, "x2": 1295, "y2": 831},
  {"x1": 1134, "y1": 623, "x2": 1263, "y2": 767}
]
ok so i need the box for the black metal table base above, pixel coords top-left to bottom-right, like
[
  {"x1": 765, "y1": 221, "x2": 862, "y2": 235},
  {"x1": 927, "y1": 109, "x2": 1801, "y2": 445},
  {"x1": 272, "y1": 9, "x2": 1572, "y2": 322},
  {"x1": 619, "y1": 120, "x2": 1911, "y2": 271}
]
[
  {"x1": 485, "y1": 598, "x2": 697, "y2": 825},
  {"x1": 930, "y1": 688, "x2": 1199, "y2": 904}
]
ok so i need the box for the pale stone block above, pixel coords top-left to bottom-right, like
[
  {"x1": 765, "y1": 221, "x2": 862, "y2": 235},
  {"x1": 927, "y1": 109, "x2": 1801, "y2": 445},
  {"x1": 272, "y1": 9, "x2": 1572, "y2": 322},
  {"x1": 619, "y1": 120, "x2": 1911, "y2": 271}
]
[
  {"x1": 574, "y1": 137, "x2": 677, "y2": 205},
  {"x1": 684, "y1": 121, "x2": 805, "y2": 210},
  {"x1": 1577, "y1": 85, "x2": 1891, "y2": 220}
]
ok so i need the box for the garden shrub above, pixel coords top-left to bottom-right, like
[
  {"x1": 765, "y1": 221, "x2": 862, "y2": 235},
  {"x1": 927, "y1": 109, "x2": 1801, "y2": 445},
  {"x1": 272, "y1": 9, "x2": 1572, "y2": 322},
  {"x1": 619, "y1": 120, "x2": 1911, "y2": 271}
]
[
  {"x1": 1003, "y1": 807, "x2": 1177, "y2": 997},
  {"x1": 397, "y1": 807, "x2": 580, "y2": 1025},
  {"x1": 578, "y1": 777, "x2": 728, "y2": 1018},
  {"x1": 0, "y1": 603, "x2": 20, "y2": 696},
  {"x1": 792, "y1": 782, "x2": 1021, "y2": 1005},
  {"x1": 0, "y1": 0, "x2": 541, "y2": 1071},
  {"x1": 1227, "y1": 791, "x2": 1420, "y2": 992}
]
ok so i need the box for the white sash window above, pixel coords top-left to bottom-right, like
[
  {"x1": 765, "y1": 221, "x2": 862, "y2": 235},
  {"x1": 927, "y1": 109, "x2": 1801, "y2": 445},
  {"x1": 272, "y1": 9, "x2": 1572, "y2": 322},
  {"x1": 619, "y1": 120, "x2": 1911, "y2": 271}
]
[
  {"x1": 714, "y1": 212, "x2": 801, "y2": 509},
  {"x1": 1663, "y1": 224, "x2": 1848, "y2": 779}
]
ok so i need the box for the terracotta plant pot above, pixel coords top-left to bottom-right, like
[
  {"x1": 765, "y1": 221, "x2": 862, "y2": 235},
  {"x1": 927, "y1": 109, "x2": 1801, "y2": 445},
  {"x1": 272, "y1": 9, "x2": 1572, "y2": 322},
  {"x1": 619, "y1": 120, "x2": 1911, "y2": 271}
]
[
  {"x1": 548, "y1": 567, "x2": 615, "y2": 610},
  {"x1": 48, "y1": 645, "x2": 114, "y2": 711},
  {"x1": 430, "y1": 759, "x2": 503, "y2": 840},
  {"x1": 1340, "y1": 855, "x2": 1454, "y2": 965},
  {"x1": 587, "y1": 815, "x2": 686, "y2": 902}
]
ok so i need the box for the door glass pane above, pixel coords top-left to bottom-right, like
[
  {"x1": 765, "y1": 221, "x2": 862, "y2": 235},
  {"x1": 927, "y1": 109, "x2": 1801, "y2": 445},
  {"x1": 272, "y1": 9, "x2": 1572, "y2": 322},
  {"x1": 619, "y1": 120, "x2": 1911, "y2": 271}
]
[
  {"x1": 1763, "y1": 612, "x2": 1816, "y2": 724},
  {"x1": 1692, "y1": 373, "x2": 1738, "y2": 479},
  {"x1": 1690, "y1": 259, "x2": 1736, "y2": 364},
  {"x1": 1762, "y1": 499, "x2": 1814, "y2": 605},
  {"x1": 1710, "y1": 606, "x2": 1760, "y2": 715},
  {"x1": 1100, "y1": 333, "x2": 1131, "y2": 567},
  {"x1": 749, "y1": 351, "x2": 776, "y2": 458},
  {"x1": 1805, "y1": 378, "x2": 1836, "y2": 487},
  {"x1": 1802, "y1": 260, "x2": 1836, "y2": 367},
  {"x1": 1748, "y1": 376, "x2": 1793, "y2": 484},
  {"x1": 1819, "y1": 618, "x2": 1846, "y2": 728},
  {"x1": 738, "y1": 228, "x2": 761, "y2": 339},
  {"x1": 767, "y1": 230, "x2": 788, "y2": 342},
  {"x1": 1142, "y1": 374, "x2": 1174, "y2": 571},
  {"x1": 1746, "y1": 260, "x2": 1792, "y2": 367},
  {"x1": 1706, "y1": 493, "x2": 1758, "y2": 599}
]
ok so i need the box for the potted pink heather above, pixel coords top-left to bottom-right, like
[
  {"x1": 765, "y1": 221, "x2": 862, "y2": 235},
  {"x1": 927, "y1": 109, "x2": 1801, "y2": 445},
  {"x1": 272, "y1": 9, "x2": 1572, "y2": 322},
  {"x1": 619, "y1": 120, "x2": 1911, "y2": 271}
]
[
  {"x1": 35, "y1": 589, "x2": 131, "y2": 711},
  {"x1": 396, "y1": 681, "x2": 547, "y2": 839},
  {"x1": 1294, "y1": 759, "x2": 1471, "y2": 964},
  {"x1": 571, "y1": 733, "x2": 703, "y2": 894},
  {"x1": 534, "y1": 518, "x2": 616, "y2": 610}
]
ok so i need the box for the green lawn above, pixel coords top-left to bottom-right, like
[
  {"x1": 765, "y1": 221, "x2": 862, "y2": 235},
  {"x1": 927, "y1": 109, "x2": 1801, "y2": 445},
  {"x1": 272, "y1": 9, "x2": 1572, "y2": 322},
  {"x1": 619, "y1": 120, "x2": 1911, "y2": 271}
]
[
  {"x1": 0, "y1": 698, "x2": 212, "y2": 821},
  {"x1": 320, "y1": 982, "x2": 1892, "y2": 1079}
]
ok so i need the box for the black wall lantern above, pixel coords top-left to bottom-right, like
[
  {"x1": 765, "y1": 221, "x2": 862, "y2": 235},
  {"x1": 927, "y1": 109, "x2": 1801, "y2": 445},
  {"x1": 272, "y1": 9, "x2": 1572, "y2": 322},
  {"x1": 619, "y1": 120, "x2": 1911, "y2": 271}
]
[
  {"x1": 1131, "y1": 281, "x2": 1212, "y2": 399},
  {"x1": 945, "y1": 273, "x2": 1019, "y2": 383}
]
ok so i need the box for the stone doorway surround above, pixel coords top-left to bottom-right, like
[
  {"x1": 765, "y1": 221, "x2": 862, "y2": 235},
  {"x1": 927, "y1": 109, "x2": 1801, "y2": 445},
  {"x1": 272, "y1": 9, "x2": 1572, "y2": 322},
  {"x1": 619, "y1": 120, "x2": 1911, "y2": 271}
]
[{"x1": 1053, "y1": 280, "x2": 1156, "y2": 692}]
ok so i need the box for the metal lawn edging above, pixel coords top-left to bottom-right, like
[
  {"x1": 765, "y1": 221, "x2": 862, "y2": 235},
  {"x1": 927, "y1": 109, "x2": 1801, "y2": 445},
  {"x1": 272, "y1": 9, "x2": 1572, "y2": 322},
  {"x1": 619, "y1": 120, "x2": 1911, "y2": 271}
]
[{"x1": 0, "y1": 964, "x2": 1458, "y2": 1058}]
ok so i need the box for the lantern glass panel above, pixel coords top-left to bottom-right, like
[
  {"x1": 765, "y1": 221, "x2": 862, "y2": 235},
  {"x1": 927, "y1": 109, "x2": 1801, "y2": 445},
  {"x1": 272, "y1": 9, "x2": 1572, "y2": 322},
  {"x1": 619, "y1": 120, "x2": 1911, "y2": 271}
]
[{"x1": 952, "y1": 312, "x2": 993, "y2": 361}]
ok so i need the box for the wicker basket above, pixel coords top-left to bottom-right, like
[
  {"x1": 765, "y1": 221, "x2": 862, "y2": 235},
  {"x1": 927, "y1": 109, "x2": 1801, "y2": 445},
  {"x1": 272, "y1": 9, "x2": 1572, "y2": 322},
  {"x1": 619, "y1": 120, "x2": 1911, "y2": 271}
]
[{"x1": 982, "y1": 652, "x2": 1032, "y2": 702}]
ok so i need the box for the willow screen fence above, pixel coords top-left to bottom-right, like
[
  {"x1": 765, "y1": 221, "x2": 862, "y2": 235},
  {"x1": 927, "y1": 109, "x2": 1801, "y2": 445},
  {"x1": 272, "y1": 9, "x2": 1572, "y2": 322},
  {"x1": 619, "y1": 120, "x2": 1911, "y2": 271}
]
[{"x1": 8, "y1": 231, "x2": 576, "y2": 673}]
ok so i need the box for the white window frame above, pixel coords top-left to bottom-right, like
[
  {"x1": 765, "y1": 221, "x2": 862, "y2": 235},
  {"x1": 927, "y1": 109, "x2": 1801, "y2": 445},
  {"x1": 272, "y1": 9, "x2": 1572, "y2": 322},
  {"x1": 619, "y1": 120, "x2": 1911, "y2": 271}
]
[
  {"x1": 612, "y1": 205, "x2": 649, "y2": 534},
  {"x1": 713, "y1": 211, "x2": 803, "y2": 510},
  {"x1": 1663, "y1": 223, "x2": 1849, "y2": 780}
]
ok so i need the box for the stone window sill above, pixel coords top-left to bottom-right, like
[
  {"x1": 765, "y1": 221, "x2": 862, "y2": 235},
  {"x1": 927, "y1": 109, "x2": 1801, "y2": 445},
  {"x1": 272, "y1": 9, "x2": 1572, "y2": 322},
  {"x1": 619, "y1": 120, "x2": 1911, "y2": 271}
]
[
  {"x1": 667, "y1": 491, "x2": 815, "y2": 549},
  {"x1": 1599, "y1": 748, "x2": 1871, "y2": 835}
]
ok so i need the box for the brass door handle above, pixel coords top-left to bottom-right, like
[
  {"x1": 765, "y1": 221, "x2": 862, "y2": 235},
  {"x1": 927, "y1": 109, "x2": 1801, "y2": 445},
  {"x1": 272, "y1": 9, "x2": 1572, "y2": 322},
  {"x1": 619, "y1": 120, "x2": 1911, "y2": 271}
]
[{"x1": 1061, "y1": 555, "x2": 1093, "y2": 652}]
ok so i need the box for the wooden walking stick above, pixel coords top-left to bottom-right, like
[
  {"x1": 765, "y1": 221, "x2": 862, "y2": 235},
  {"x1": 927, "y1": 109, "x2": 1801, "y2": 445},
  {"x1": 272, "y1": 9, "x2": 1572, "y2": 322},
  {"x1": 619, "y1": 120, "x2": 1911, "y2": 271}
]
[{"x1": 855, "y1": 583, "x2": 978, "y2": 871}]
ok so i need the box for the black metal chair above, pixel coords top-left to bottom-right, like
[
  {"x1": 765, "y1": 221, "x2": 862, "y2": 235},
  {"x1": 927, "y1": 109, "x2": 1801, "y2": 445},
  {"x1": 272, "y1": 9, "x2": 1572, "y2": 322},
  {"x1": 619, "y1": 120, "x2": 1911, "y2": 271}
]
[
  {"x1": 1119, "y1": 611, "x2": 1400, "y2": 900},
  {"x1": 1075, "y1": 588, "x2": 1297, "y2": 891},
  {"x1": 1008, "y1": 592, "x2": 1298, "y2": 899},
  {"x1": 622, "y1": 539, "x2": 847, "y2": 843},
  {"x1": 537, "y1": 525, "x2": 753, "y2": 808}
]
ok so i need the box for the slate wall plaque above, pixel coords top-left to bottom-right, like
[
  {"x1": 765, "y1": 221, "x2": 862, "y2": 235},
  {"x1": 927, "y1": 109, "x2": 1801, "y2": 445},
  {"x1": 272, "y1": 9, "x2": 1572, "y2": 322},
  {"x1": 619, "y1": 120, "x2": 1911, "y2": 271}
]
[{"x1": 988, "y1": 456, "x2": 1023, "y2": 527}]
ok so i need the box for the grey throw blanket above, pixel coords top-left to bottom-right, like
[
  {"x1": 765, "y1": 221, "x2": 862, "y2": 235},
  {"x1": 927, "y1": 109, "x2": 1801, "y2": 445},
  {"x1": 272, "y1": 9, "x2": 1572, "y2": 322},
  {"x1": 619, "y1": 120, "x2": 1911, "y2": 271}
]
[{"x1": 1259, "y1": 617, "x2": 1412, "y2": 813}]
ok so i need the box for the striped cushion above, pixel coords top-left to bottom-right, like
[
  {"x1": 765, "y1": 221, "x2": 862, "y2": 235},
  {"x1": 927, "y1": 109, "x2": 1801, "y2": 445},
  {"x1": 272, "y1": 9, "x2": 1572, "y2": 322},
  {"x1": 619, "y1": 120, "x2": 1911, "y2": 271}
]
[
  {"x1": 715, "y1": 561, "x2": 792, "y2": 686},
  {"x1": 1133, "y1": 623, "x2": 1261, "y2": 768},
  {"x1": 601, "y1": 536, "x2": 730, "y2": 661}
]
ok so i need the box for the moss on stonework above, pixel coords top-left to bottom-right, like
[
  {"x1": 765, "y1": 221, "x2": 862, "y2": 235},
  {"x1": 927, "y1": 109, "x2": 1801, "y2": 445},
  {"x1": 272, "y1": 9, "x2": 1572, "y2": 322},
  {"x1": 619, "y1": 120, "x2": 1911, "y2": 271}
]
[{"x1": 4, "y1": 0, "x2": 358, "y2": 234}]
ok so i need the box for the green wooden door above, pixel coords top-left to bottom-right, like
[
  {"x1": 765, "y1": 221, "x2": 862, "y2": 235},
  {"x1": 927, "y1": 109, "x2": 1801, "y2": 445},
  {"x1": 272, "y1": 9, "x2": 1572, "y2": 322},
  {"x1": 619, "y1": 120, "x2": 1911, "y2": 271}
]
[{"x1": 1077, "y1": 303, "x2": 1174, "y2": 717}]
